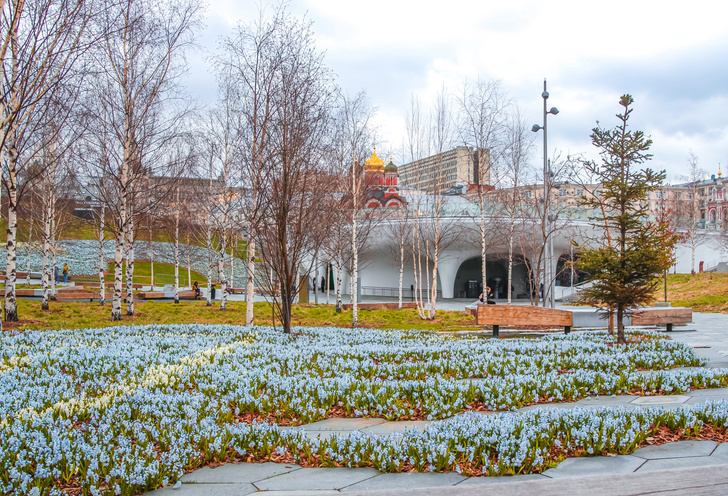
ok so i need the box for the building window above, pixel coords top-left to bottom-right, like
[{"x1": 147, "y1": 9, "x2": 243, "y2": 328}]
[
  {"x1": 559, "y1": 189, "x2": 566, "y2": 196},
  {"x1": 576, "y1": 189, "x2": 584, "y2": 196},
  {"x1": 675, "y1": 192, "x2": 682, "y2": 200},
  {"x1": 525, "y1": 190, "x2": 532, "y2": 198}
]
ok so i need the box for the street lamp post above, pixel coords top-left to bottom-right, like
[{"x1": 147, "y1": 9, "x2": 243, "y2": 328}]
[{"x1": 532, "y1": 79, "x2": 558, "y2": 308}]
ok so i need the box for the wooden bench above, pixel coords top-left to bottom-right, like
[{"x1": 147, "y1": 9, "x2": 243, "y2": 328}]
[
  {"x1": 632, "y1": 307, "x2": 692, "y2": 331},
  {"x1": 0, "y1": 289, "x2": 37, "y2": 297},
  {"x1": 476, "y1": 304, "x2": 573, "y2": 337}
]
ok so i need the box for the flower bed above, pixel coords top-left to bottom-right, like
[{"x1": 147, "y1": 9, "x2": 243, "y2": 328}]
[{"x1": 1, "y1": 325, "x2": 726, "y2": 495}]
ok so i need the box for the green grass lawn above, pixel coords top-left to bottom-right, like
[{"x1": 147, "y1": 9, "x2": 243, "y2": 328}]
[
  {"x1": 3, "y1": 298, "x2": 479, "y2": 332},
  {"x1": 106, "y1": 261, "x2": 209, "y2": 286}
]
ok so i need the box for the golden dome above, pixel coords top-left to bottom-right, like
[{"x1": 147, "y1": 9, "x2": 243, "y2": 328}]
[{"x1": 364, "y1": 147, "x2": 385, "y2": 172}]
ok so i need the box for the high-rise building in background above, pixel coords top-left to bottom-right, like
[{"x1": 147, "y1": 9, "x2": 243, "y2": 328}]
[{"x1": 397, "y1": 146, "x2": 490, "y2": 194}]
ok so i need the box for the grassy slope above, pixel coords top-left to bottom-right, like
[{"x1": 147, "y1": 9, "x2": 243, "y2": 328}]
[
  {"x1": 664, "y1": 272, "x2": 728, "y2": 313},
  {"x1": 102, "y1": 261, "x2": 209, "y2": 286}
]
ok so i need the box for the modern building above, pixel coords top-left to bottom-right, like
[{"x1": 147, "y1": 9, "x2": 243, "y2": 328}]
[{"x1": 398, "y1": 146, "x2": 489, "y2": 194}]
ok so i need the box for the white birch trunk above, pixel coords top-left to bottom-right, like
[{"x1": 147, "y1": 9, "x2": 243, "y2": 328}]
[
  {"x1": 4, "y1": 160, "x2": 19, "y2": 321},
  {"x1": 206, "y1": 218, "x2": 213, "y2": 306},
  {"x1": 218, "y1": 231, "x2": 228, "y2": 311},
  {"x1": 398, "y1": 242, "x2": 404, "y2": 309},
  {"x1": 173, "y1": 186, "x2": 180, "y2": 304},
  {"x1": 245, "y1": 237, "x2": 255, "y2": 324},
  {"x1": 186, "y1": 233, "x2": 191, "y2": 289},
  {"x1": 25, "y1": 203, "x2": 32, "y2": 286},
  {"x1": 98, "y1": 204, "x2": 105, "y2": 305},
  {"x1": 111, "y1": 225, "x2": 124, "y2": 321},
  {"x1": 326, "y1": 259, "x2": 331, "y2": 305},
  {"x1": 41, "y1": 217, "x2": 50, "y2": 311},
  {"x1": 480, "y1": 198, "x2": 487, "y2": 303},
  {"x1": 50, "y1": 218, "x2": 57, "y2": 301},
  {"x1": 126, "y1": 203, "x2": 134, "y2": 315},
  {"x1": 335, "y1": 249, "x2": 343, "y2": 313},
  {"x1": 149, "y1": 221, "x2": 154, "y2": 289}
]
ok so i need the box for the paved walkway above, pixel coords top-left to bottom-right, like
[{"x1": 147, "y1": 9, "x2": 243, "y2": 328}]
[{"x1": 144, "y1": 311, "x2": 728, "y2": 496}]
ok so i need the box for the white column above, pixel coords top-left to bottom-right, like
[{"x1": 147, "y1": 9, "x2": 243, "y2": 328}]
[{"x1": 438, "y1": 258, "x2": 460, "y2": 299}]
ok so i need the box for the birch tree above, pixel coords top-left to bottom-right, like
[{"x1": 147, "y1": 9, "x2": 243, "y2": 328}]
[
  {"x1": 87, "y1": 0, "x2": 202, "y2": 321},
  {"x1": 456, "y1": 78, "x2": 509, "y2": 302},
  {"x1": 218, "y1": 5, "x2": 284, "y2": 326},
  {"x1": 0, "y1": 0, "x2": 95, "y2": 323}
]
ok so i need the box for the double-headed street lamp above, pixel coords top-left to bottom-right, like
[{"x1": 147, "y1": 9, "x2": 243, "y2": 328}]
[{"x1": 532, "y1": 79, "x2": 558, "y2": 308}]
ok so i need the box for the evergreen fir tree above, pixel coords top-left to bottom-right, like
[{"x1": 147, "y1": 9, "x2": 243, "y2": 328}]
[{"x1": 577, "y1": 95, "x2": 678, "y2": 344}]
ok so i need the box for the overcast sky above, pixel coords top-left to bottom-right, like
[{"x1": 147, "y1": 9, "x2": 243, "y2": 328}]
[{"x1": 187, "y1": 0, "x2": 728, "y2": 184}]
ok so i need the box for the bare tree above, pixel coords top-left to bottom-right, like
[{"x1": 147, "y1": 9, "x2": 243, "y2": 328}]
[
  {"x1": 1, "y1": 0, "x2": 95, "y2": 323},
  {"x1": 676, "y1": 151, "x2": 707, "y2": 273},
  {"x1": 332, "y1": 91, "x2": 376, "y2": 324},
  {"x1": 255, "y1": 11, "x2": 336, "y2": 334},
  {"x1": 496, "y1": 107, "x2": 534, "y2": 303},
  {"x1": 85, "y1": 0, "x2": 202, "y2": 321},
  {"x1": 456, "y1": 78, "x2": 509, "y2": 300},
  {"x1": 218, "y1": 5, "x2": 287, "y2": 326}
]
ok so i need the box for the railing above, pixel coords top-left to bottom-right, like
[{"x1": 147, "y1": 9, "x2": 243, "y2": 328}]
[{"x1": 361, "y1": 286, "x2": 442, "y2": 299}]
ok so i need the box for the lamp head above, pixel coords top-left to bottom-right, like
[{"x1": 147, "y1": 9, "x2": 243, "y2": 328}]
[
  {"x1": 549, "y1": 107, "x2": 559, "y2": 115},
  {"x1": 531, "y1": 124, "x2": 542, "y2": 133}
]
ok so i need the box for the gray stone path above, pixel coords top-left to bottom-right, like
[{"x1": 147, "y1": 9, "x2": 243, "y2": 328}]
[{"x1": 146, "y1": 311, "x2": 728, "y2": 496}]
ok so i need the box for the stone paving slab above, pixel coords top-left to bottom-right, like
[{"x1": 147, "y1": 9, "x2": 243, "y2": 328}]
[
  {"x1": 341, "y1": 472, "x2": 466, "y2": 492},
  {"x1": 302, "y1": 418, "x2": 386, "y2": 431},
  {"x1": 456, "y1": 473, "x2": 548, "y2": 485},
  {"x1": 686, "y1": 387, "x2": 728, "y2": 397},
  {"x1": 253, "y1": 467, "x2": 381, "y2": 491},
  {"x1": 631, "y1": 440, "x2": 717, "y2": 459},
  {"x1": 147, "y1": 483, "x2": 258, "y2": 495},
  {"x1": 635, "y1": 455, "x2": 728, "y2": 472},
  {"x1": 541, "y1": 455, "x2": 645, "y2": 478},
  {"x1": 711, "y1": 442, "x2": 728, "y2": 458},
  {"x1": 362, "y1": 421, "x2": 431, "y2": 435},
  {"x1": 687, "y1": 394, "x2": 728, "y2": 404},
  {"x1": 517, "y1": 402, "x2": 579, "y2": 413},
  {"x1": 251, "y1": 491, "x2": 341, "y2": 496},
  {"x1": 339, "y1": 464, "x2": 728, "y2": 496},
  {"x1": 630, "y1": 395, "x2": 690, "y2": 405},
  {"x1": 575, "y1": 395, "x2": 638, "y2": 409},
  {"x1": 181, "y1": 462, "x2": 300, "y2": 483}
]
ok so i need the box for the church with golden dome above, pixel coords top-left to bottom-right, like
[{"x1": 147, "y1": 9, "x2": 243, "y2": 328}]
[{"x1": 362, "y1": 148, "x2": 406, "y2": 208}]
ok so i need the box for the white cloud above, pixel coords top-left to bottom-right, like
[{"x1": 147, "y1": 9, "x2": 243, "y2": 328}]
[{"x1": 192, "y1": 0, "x2": 728, "y2": 180}]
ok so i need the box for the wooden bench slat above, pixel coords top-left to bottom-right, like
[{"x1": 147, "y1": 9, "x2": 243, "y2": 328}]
[{"x1": 476, "y1": 305, "x2": 573, "y2": 326}]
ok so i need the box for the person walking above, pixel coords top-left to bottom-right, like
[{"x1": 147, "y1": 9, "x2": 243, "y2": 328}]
[
  {"x1": 54, "y1": 263, "x2": 59, "y2": 283},
  {"x1": 62, "y1": 263, "x2": 69, "y2": 283}
]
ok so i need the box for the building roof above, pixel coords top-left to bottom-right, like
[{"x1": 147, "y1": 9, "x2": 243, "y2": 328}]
[{"x1": 364, "y1": 148, "x2": 385, "y2": 173}]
